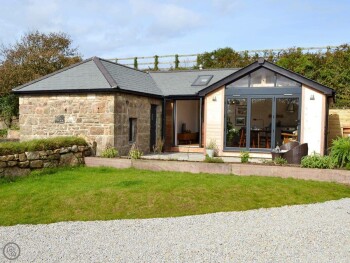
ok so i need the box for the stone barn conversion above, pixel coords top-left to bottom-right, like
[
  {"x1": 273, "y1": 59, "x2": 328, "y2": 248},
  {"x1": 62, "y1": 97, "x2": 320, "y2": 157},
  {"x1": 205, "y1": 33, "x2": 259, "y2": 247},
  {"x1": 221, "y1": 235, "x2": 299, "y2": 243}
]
[{"x1": 13, "y1": 57, "x2": 335, "y2": 157}]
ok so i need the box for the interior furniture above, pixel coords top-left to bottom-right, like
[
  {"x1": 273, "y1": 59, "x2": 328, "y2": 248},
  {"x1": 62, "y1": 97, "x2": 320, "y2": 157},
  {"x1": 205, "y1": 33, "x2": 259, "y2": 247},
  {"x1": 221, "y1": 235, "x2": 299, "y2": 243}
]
[
  {"x1": 177, "y1": 132, "x2": 199, "y2": 144},
  {"x1": 342, "y1": 126, "x2": 350, "y2": 137},
  {"x1": 239, "y1": 128, "x2": 246, "y2": 147},
  {"x1": 281, "y1": 132, "x2": 298, "y2": 144}
]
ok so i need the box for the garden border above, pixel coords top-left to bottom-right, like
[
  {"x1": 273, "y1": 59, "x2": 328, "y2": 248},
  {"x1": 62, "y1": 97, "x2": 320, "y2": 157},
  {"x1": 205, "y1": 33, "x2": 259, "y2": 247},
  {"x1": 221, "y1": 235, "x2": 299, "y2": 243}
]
[{"x1": 85, "y1": 157, "x2": 350, "y2": 185}]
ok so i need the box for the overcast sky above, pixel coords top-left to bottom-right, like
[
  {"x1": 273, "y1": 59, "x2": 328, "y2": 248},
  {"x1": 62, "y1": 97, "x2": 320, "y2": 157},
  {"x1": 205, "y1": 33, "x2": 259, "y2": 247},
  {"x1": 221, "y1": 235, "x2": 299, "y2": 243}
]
[{"x1": 0, "y1": 0, "x2": 349, "y2": 61}]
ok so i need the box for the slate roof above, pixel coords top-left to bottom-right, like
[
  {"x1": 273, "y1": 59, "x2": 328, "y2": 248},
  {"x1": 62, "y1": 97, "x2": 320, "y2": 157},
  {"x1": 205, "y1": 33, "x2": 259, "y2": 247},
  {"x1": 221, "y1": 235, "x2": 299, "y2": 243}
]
[
  {"x1": 13, "y1": 57, "x2": 162, "y2": 96},
  {"x1": 149, "y1": 69, "x2": 237, "y2": 96},
  {"x1": 12, "y1": 56, "x2": 334, "y2": 98}
]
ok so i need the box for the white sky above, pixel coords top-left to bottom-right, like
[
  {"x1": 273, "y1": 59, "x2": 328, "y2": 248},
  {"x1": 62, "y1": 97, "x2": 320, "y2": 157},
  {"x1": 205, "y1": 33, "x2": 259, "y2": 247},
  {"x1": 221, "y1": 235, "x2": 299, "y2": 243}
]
[{"x1": 0, "y1": 0, "x2": 349, "y2": 60}]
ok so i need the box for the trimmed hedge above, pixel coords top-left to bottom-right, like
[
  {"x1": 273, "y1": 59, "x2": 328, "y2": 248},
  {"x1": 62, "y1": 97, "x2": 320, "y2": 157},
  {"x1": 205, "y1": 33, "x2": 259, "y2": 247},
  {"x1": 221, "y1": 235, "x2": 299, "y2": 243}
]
[{"x1": 0, "y1": 137, "x2": 88, "y2": 156}]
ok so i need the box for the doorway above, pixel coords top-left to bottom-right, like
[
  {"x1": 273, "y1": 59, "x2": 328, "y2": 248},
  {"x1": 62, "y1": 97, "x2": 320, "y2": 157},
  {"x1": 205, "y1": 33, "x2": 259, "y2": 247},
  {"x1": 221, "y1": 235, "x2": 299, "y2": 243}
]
[{"x1": 150, "y1": 105, "x2": 157, "y2": 151}]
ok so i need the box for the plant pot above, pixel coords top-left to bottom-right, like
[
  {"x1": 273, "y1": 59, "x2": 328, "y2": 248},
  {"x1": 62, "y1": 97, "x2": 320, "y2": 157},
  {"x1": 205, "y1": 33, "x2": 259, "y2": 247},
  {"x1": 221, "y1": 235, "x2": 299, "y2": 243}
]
[{"x1": 206, "y1": 149, "x2": 214, "y2": 158}]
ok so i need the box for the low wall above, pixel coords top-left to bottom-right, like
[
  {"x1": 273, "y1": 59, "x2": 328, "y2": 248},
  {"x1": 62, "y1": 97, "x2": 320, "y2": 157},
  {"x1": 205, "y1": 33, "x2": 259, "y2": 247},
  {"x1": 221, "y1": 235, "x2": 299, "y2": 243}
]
[
  {"x1": 84, "y1": 158, "x2": 350, "y2": 185},
  {"x1": 0, "y1": 145, "x2": 91, "y2": 177}
]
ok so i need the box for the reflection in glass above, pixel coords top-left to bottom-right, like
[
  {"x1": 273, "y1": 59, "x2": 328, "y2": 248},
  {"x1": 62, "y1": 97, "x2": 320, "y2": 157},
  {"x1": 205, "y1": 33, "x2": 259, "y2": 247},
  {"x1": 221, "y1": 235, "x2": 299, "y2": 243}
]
[
  {"x1": 226, "y1": 98, "x2": 247, "y2": 148},
  {"x1": 274, "y1": 98, "x2": 299, "y2": 146},
  {"x1": 250, "y1": 98, "x2": 272, "y2": 148}
]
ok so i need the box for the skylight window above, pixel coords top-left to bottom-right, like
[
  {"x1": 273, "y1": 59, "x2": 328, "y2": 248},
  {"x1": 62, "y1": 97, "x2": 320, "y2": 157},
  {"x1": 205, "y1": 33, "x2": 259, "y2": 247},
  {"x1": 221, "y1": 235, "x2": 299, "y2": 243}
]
[{"x1": 192, "y1": 75, "x2": 213, "y2": 86}]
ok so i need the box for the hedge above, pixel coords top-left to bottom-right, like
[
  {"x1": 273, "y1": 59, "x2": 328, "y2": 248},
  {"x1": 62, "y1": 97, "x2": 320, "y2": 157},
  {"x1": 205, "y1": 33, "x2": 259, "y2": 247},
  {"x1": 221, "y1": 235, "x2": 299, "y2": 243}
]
[{"x1": 0, "y1": 137, "x2": 88, "y2": 156}]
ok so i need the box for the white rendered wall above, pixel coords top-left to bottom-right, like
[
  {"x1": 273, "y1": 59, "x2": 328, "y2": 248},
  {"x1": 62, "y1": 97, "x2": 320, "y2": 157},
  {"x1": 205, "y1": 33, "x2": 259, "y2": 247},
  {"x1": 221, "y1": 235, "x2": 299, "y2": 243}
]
[
  {"x1": 204, "y1": 87, "x2": 225, "y2": 153},
  {"x1": 301, "y1": 85, "x2": 325, "y2": 155}
]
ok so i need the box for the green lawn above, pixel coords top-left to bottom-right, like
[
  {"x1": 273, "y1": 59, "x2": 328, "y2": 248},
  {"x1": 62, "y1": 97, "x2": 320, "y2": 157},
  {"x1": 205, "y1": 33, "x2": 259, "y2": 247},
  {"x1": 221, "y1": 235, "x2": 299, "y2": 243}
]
[{"x1": 1, "y1": 166, "x2": 350, "y2": 226}]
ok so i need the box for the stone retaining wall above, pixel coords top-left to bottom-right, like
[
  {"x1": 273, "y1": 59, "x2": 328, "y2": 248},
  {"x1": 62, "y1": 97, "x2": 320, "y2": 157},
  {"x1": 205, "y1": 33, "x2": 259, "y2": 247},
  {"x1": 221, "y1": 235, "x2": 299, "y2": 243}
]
[
  {"x1": 85, "y1": 157, "x2": 350, "y2": 185},
  {"x1": 0, "y1": 145, "x2": 91, "y2": 177}
]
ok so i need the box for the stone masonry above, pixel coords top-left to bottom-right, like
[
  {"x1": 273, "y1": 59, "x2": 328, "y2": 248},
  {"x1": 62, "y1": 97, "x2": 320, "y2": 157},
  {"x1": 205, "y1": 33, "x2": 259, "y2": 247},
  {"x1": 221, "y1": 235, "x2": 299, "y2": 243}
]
[
  {"x1": 19, "y1": 93, "x2": 162, "y2": 156},
  {"x1": 0, "y1": 145, "x2": 91, "y2": 177}
]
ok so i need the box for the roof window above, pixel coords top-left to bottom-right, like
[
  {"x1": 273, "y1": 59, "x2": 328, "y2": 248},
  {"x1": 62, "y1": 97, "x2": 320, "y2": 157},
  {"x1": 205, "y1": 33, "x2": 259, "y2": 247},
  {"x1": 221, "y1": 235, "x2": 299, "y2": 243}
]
[{"x1": 192, "y1": 75, "x2": 213, "y2": 86}]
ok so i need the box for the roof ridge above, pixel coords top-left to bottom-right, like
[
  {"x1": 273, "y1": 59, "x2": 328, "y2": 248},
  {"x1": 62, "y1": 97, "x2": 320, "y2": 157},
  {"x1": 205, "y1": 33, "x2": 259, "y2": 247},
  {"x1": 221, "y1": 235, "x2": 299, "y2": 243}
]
[
  {"x1": 92, "y1": 57, "x2": 118, "y2": 88},
  {"x1": 12, "y1": 57, "x2": 95, "y2": 91},
  {"x1": 149, "y1": 68, "x2": 240, "y2": 73},
  {"x1": 98, "y1": 57, "x2": 150, "y2": 75}
]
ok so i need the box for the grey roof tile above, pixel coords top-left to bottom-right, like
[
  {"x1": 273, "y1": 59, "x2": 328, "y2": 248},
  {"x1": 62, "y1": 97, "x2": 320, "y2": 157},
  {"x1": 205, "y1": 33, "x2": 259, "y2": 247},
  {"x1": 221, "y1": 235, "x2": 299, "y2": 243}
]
[
  {"x1": 100, "y1": 59, "x2": 163, "y2": 96},
  {"x1": 14, "y1": 59, "x2": 111, "y2": 92},
  {"x1": 149, "y1": 69, "x2": 238, "y2": 96},
  {"x1": 13, "y1": 56, "x2": 238, "y2": 97}
]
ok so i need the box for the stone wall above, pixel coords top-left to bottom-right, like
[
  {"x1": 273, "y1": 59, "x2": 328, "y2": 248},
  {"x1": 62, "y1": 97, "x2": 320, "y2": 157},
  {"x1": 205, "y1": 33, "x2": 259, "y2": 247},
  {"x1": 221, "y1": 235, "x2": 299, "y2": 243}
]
[
  {"x1": 0, "y1": 145, "x2": 91, "y2": 177},
  {"x1": 19, "y1": 93, "x2": 162, "y2": 156},
  {"x1": 114, "y1": 93, "x2": 162, "y2": 155}
]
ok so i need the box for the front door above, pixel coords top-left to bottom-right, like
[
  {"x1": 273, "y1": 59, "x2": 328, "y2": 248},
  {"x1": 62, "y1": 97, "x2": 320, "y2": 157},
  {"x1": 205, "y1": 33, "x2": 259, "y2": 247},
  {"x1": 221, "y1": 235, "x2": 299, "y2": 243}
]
[{"x1": 150, "y1": 105, "x2": 157, "y2": 151}]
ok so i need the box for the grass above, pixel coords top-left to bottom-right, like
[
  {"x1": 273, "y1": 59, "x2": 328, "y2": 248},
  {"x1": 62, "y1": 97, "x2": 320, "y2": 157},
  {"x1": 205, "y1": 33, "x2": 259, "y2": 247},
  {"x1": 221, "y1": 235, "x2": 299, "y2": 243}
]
[
  {"x1": 0, "y1": 166, "x2": 350, "y2": 226},
  {"x1": 0, "y1": 136, "x2": 87, "y2": 155}
]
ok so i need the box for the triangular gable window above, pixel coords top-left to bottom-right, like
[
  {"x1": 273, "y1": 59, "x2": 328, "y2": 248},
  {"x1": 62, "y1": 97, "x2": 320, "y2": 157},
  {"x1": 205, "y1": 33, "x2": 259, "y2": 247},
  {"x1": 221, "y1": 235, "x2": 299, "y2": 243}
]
[{"x1": 227, "y1": 68, "x2": 301, "y2": 88}]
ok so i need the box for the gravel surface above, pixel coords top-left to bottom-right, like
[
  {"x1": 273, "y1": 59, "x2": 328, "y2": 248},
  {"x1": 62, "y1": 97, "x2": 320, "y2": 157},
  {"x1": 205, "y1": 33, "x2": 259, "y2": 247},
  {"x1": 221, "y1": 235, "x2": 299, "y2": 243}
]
[{"x1": 1, "y1": 198, "x2": 350, "y2": 262}]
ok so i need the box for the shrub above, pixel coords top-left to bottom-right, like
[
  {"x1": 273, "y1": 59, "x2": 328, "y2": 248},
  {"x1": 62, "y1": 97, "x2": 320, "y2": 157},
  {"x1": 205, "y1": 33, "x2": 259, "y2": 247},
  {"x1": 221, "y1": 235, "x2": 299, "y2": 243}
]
[
  {"x1": 204, "y1": 155, "x2": 224, "y2": 163},
  {"x1": 101, "y1": 145, "x2": 119, "y2": 158},
  {"x1": 206, "y1": 139, "x2": 218, "y2": 156},
  {"x1": 274, "y1": 157, "x2": 287, "y2": 165},
  {"x1": 330, "y1": 137, "x2": 350, "y2": 168},
  {"x1": 346, "y1": 163, "x2": 350, "y2": 170},
  {"x1": 0, "y1": 129, "x2": 8, "y2": 138},
  {"x1": 301, "y1": 153, "x2": 337, "y2": 169},
  {"x1": 240, "y1": 151, "x2": 249, "y2": 163},
  {"x1": 0, "y1": 136, "x2": 88, "y2": 155},
  {"x1": 128, "y1": 143, "x2": 143, "y2": 159}
]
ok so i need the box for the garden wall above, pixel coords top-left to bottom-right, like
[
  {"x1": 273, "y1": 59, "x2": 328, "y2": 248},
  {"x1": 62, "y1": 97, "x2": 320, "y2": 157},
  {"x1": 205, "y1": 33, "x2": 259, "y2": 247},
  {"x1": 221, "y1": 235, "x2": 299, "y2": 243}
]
[
  {"x1": 85, "y1": 157, "x2": 350, "y2": 185},
  {"x1": 0, "y1": 145, "x2": 91, "y2": 177}
]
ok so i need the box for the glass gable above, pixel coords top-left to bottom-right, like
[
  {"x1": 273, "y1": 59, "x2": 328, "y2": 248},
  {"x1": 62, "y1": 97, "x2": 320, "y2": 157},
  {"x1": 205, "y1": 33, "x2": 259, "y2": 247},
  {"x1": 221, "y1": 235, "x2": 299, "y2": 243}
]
[{"x1": 227, "y1": 68, "x2": 301, "y2": 88}]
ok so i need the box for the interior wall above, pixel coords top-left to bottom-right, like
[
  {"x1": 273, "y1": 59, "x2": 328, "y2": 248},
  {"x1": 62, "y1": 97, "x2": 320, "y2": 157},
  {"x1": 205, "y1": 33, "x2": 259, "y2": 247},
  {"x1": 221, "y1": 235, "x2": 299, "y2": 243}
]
[{"x1": 176, "y1": 100, "x2": 199, "y2": 133}]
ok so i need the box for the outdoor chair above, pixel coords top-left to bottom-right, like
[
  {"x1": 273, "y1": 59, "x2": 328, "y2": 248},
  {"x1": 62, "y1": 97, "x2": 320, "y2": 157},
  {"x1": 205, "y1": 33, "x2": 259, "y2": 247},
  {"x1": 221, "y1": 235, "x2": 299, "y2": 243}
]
[
  {"x1": 283, "y1": 143, "x2": 308, "y2": 164},
  {"x1": 271, "y1": 141, "x2": 308, "y2": 164}
]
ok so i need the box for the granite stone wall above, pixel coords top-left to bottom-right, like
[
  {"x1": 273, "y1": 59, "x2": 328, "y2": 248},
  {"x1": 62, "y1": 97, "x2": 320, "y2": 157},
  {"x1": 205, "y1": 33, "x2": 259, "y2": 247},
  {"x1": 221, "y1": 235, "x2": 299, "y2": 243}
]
[
  {"x1": 19, "y1": 93, "x2": 162, "y2": 156},
  {"x1": 114, "y1": 93, "x2": 162, "y2": 155},
  {"x1": 0, "y1": 145, "x2": 91, "y2": 177}
]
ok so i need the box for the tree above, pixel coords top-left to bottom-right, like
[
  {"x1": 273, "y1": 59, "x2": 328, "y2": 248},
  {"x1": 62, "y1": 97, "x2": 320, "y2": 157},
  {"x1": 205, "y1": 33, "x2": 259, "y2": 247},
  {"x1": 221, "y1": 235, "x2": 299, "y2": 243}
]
[
  {"x1": 0, "y1": 31, "x2": 82, "y2": 126},
  {"x1": 0, "y1": 31, "x2": 82, "y2": 95}
]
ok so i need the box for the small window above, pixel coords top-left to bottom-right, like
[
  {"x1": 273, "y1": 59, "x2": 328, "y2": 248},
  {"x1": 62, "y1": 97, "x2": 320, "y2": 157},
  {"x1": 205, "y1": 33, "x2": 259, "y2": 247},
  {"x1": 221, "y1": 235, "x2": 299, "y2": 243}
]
[
  {"x1": 129, "y1": 118, "x2": 137, "y2": 142},
  {"x1": 192, "y1": 75, "x2": 213, "y2": 86}
]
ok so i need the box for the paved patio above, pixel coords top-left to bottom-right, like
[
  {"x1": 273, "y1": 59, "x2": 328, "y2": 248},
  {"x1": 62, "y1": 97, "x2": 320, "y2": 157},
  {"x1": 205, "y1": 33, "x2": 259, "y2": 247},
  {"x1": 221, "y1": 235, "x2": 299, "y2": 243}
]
[{"x1": 142, "y1": 152, "x2": 264, "y2": 163}]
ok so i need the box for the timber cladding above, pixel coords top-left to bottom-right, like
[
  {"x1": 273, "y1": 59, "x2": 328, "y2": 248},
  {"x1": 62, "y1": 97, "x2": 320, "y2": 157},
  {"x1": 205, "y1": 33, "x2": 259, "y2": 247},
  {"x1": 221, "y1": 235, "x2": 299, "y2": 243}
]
[{"x1": 328, "y1": 109, "x2": 350, "y2": 145}]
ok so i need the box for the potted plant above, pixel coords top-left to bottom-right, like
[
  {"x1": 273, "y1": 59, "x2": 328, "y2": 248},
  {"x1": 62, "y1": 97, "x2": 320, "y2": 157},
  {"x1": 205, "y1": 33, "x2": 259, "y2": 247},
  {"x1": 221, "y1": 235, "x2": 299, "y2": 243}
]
[{"x1": 206, "y1": 139, "x2": 217, "y2": 158}]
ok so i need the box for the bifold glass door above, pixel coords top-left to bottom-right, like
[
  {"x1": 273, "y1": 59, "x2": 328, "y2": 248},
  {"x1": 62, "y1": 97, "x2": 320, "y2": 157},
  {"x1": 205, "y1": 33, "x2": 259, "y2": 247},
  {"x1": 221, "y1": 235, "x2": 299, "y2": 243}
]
[
  {"x1": 250, "y1": 98, "x2": 272, "y2": 149},
  {"x1": 225, "y1": 96, "x2": 300, "y2": 151}
]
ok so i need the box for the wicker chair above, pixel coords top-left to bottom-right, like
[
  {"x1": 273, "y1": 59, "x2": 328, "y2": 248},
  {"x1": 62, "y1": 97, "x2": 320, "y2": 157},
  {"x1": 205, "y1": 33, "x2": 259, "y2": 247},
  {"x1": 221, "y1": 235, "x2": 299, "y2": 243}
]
[
  {"x1": 271, "y1": 141, "x2": 308, "y2": 164},
  {"x1": 280, "y1": 141, "x2": 300, "y2": 151},
  {"x1": 283, "y1": 143, "x2": 308, "y2": 164}
]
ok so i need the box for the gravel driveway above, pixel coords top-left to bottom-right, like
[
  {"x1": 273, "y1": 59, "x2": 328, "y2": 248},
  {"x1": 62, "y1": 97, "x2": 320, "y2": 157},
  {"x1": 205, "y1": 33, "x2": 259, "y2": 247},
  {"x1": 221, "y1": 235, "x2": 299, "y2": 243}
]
[{"x1": 1, "y1": 198, "x2": 350, "y2": 262}]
